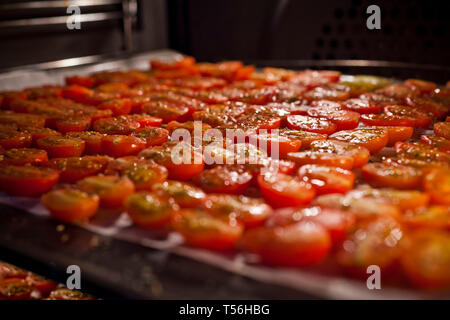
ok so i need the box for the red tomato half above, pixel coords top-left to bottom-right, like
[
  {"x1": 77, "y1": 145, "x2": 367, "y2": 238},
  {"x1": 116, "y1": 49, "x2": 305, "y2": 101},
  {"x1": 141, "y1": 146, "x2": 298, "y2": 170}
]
[
  {"x1": 2, "y1": 148, "x2": 48, "y2": 166},
  {"x1": 362, "y1": 162, "x2": 423, "y2": 189},
  {"x1": 193, "y1": 165, "x2": 253, "y2": 194},
  {"x1": 307, "y1": 106, "x2": 360, "y2": 130},
  {"x1": 329, "y1": 128, "x2": 388, "y2": 154},
  {"x1": 42, "y1": 189, "x2": 99, "y2": 223},
  {"x1": 0, "y1": 278, "x2": 32, "y2": 300},
  {"x1": 287, "y1": 115, "x2": 337, "y2": 135},
  {"x1": 434, "y1": 121, "x2": 450, "y2": 140},
  {"x1": 172, "y1": 208, "x2": 244, "y2": 251},
  {"x1": 239, "y1": 220, "x2": 331, "y2": 267},
  {"x1": 101, "y1": 135, "x2": 146, "y2": 157},
  {"x1": 297, "y1": 164, "x2": 354, "y2": 194},
  {"x1": 46, "y1": 156, "x2": 109, "y2": 183},
  {"x1": 37, "y1": 136, "x2": 85, "y2": 158},
  {"x1": 257, "y1": 171, "x2": 315, "y2": 208},
  {"x1": 0, "y1": 165, "x2": 59, "y2": 197}
]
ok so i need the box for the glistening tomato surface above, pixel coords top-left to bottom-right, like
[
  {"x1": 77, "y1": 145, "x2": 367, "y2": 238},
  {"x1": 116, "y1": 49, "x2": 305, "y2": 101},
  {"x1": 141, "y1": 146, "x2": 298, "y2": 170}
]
[
  {"x1": 37, "y1": 136, "x2": 85, "y2": 158},
  {"x1": 297, "y1": 164, "x2": 354, "y2": 194},
  {"x1": 193, "y1": 165, "x2": 253, "y2": 194},
  {"x1": 362, "y1": 162, "x2": 423, "y2": 189},
  {"x1": 2, "y1": 148, "x2": 48, "y2": 166},
  {"x1": 287, "y1": 115, "x2": 337, "y2": 135},
  {"x1": 329, "y1": 128, "x2": 388, "y2": 154}
]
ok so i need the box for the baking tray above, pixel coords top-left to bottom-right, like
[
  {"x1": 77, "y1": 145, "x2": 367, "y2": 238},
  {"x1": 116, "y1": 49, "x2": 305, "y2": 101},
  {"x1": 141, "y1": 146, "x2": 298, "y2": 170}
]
[{"x1": 0, "y1": 50, "x2": 449, "y2": 300}]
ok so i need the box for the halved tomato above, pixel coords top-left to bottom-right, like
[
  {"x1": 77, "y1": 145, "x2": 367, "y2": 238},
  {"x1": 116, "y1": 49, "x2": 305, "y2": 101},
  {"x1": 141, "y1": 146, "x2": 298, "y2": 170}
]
[
  {"x1": 105, "y1": 157, "x2": 168, "y2": 190},
  {"x1": 360, "y1": 113, "x2": 415, "y2": 127},
  {"x1": 76, "y1": 175, "x2": 135, "y2": 208},
  {"x1": 142, "y1": 101, "x2": 190, "y2": 123},
  {"x1": 383, "y1": 105, "x2": 432, "y2": 128},
  {"x1": 309, "y1": 139, "x2": 370, "y2": 168},
  {"x1": 404, "y1": 79, "x2": 437, "y2": 93},
  {"x1": 329, "y1": 128, "x2": 388, "y2": 154},
  {"x1": 434, "y1": 121, "x2": 450, "y2": 140},
  {"x1": 131, "y1": 127, "x2": 169, "y2": 147},
  {"x1": 203, "y1": 194, "x2": 272, "y2": 228},
  {"x1": 193, "y1": 165, "x2": 252, "y2": 194},
  {"x1": 420, "y1": 135, "x2": 450, "y2": 153},
  {"x1": 401, "y1": 230, "x2": 450, "y2": 289},
  {"x1": 46, "y1": 156, "x2": 109, "y2": 183},
  {"x1": 307, "y1": 105, "x2": 360, "y2": 130},
  {"x1": 65, "y1": 131, "x2": 104, "y2": 155},
  {"x1": 287, "y1": 115, "x2": 337, "y2": 135},
  {"x1": 336, "y1": 217, "x2": 403, "y2": 278},
  {"x1": 37, "y1": 136, "x2": 85, "y2": 158},
  {"x1": 172, "y1": 208, "x2": 244, "y2": 251},
  {"x1": 363, "y1": 126, "x2": 413, "y2": 146},
  {"x1": 424, "y1": 168, "x2": 450, "y2": 205},
  {"x1": 342, "y1": 98, "x2": 381, "y2": 114},
  {"x1": 239, "y1": 220, "x2": 331, "y2": 267},
  {"x1": 257, "y1": 171, "x2": 315, "y2": 208},
  {"x1": 55, "y1": 116, "x2": 91, "y2": 133},
  {"x1": 395, "y1": 142, "x2": 450, "y2": 163},
  {"x1": 278, "y1": 129, "x2": 327, "y2": 149},
  {"x1": 101, "y1": 135, "x2": 146, "y2": 157},
  {"x1": 2, "y1": 148, "x2": 48, "y2": 166},
  {"x1": 139, "y1": 141, "x2": 204, "y2": 180},
  {"x1": 0, "y1": 131, "x2": 32, "y2": 149},
  {"x1": 125, "y1": 192, "x2": 178, "y2": 229},
  {"x1": 152, "y1": 180, "x2": 205, "y2": 208},
  {"x1": 297, "y1": 164, "x2": 354, "y2": 194},
  {"x1": 267, "y1": 206, "x2": 355, "y2": 243},
  {"x1": 402, "y1": 206, "x2": 450, "y2": 230},
  {"x1": 98, "y1": 99, "x2": 132, "y2": 116},
  {"x1": 362, "y1": 162, "x2": 423, "y2": 189},
  {"x1": 287, "y1": 150, "x2": 354, "y2": 169},
  {"x1": 0, "y1": 278, "x2": 32, "y2": 300},
  {"x1": 22, "y1": 126, "x2": 61, "y2": 145},
  {"x1": 93, "y1": 116, "x2": 140, "y2": 135},
  {"x1": 42, "y1": 188, "x2": 99, "y2": 223},
  {"x1": 0, "y1": 165, "x2": 59, "y2": 196},
  {"x1": 248, "y1": 131, "x2": 302, "y2": 158}
]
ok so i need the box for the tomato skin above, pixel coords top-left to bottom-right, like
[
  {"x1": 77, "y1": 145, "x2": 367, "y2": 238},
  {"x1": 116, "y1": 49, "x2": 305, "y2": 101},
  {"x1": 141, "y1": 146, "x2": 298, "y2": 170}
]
[
  {"x1": 25, "y1": 274, "x2": 57, "y2": 296},
  {"x1": 37, "y1": 136, "x2": 85, "y2": 158},
  {"x1": 287, "y1": 115, "x2": 337, "y2": 135},
  {"x1": 193, "y1": 165, "x2": 253, "y2": 194},
  {"x1": 297, "y1": 164, "x2": 354, "y2": 195},
  {"x1": 42, "y1": 189, "x2": 99, "y2": 223},
  {"x1": 406, "y1": 96, "x2": 448, "y2": 119},
  {"x1": 172, "y1": 209, "x2": 244, "y2": 251},
  {"x1": 257, "y1": 172, "x2": 315, "y2": 208},
  {"x1": 2, "y1": 148, "x2": 48, "y2": 166},
  {"x1": 0, "y1": 165, "x2": 59, "y2": 197},
  {"x1": 125, "y1": 114, "x2": 163, "y2": 128},
  {"x1": 203, "y1": 194, "x2": 272, "y2": 228},
  {"x1": 404, "y1": 79, "x2": 437, "y2": 93},
  {"x1": 0, "y1": 131, "x2": 32, "y2": 149},
  {"x1": 46, "y1": 156, "x2": 109, "y2": 183},
  {"x1": 131, "y1": 127, "x2": 169, "y2": 147},
  {"x1": 362, "y1": 162, "x2": 423, "y2": 190},
  {"x1": 424, "y1": 168, "x2": 450, "y2": 205},
  {"x1": 279, "y1": 129, "x2": 327, "y2": 149},
  {"x1": 287, "y1": 151, "x2": 354, "y2": 170},
  {"x1": 0, "y1": 112, "x2": 46, "y2": 128},
  {"x1": 76, "y1": 175, "x2": 135, "y2": 208},
  {"x1": 150, "y1": 56, "x2": 196, "y2": 71},
  {"x1": 239, "y1": 221, "x2": 331, "y2": 267},
  {"x1": 0, "y1": 278, "x2": 32, "y2": 300},
  {"x1": 125, "y1": 192, "x2": 178, "y2": 229},
  {"x1": 142, "y1": 101, "x2": 190, "y2": 123},
  {"x1": 329, "y1": 128, "x2": 388, "y2": 154},
  {"x1": 434, "y1": 121, "x2": 450, "y2": 140},
  {"x1": 101, "y1": 135, "x2": 146, "y2": 157},
  {"x1": 401, "y1": 230, "x2": 450, "y2": 289},
  {"x1": 66, "y1": 131, "x2": 104, "y2": 155}
]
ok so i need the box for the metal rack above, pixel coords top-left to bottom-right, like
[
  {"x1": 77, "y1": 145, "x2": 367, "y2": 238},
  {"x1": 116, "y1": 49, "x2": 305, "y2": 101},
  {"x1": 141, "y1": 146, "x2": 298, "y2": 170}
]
[{"x1": 0, "y1": 0, "x2": 137, "y2": 51}]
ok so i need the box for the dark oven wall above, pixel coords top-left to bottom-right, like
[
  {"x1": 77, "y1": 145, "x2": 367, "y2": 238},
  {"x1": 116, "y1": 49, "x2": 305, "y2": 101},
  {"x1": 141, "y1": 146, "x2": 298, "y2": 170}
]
[
  {"x1": 0, "y1": 0, "x2": 168, "y2": 69},
  {"x1": 168, "y1": 0, "x2": 450, "y2": 67}
]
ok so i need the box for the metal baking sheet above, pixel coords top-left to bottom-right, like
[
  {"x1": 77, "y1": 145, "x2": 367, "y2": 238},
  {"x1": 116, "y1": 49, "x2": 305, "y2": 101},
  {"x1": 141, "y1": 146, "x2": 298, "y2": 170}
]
[{"x1": 0, "y1": 50, "x2": 448, "y2": 300}]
